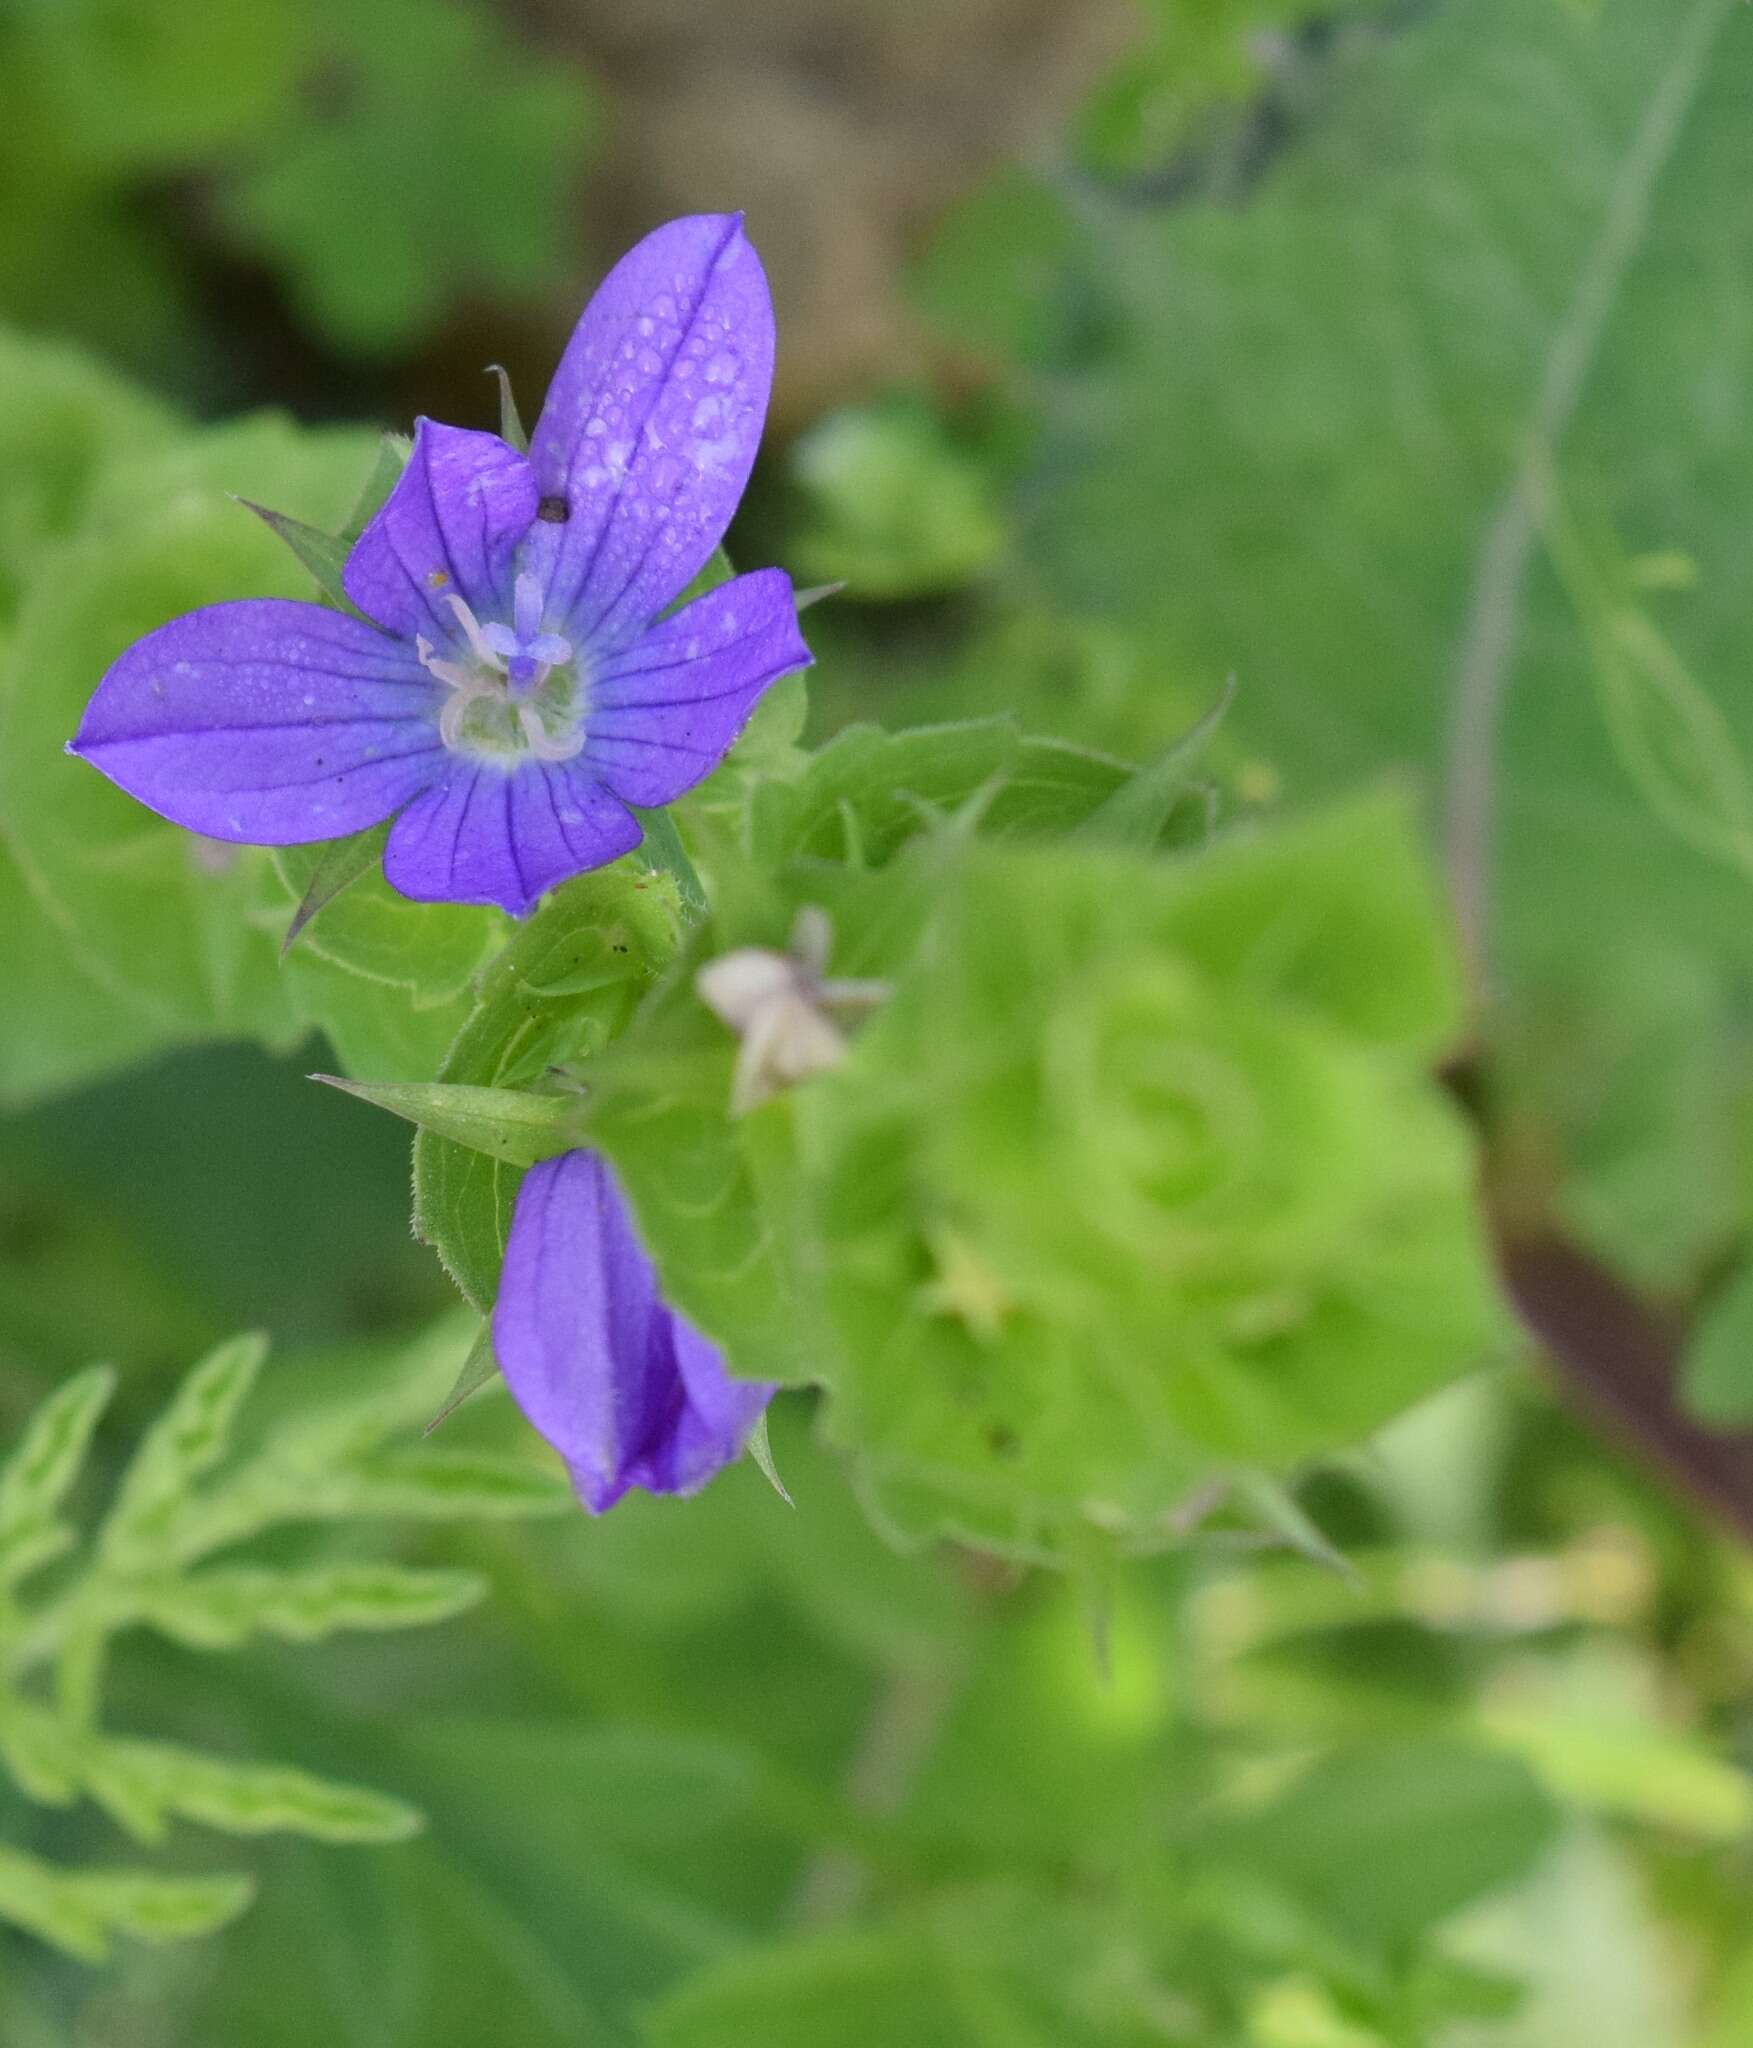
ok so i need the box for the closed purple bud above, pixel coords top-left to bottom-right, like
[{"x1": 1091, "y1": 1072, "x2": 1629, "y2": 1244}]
[{"x1": 492, "y1": 1149, "x2": 773, "y2": 1512}]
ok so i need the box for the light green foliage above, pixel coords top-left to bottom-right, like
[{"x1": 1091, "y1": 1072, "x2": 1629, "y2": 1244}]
[
  {"x1": 992, "y1": 0, "x2": 1753, "y2": 1282},
  {"x1": 223, "y1": 0, "x2": 595, "y2": 354},
  {"x1": 0, "y1": 1843, "x2": 252, "y2": 1965},
  {"x1": 0, "y1": 1325, "x2": 565, "y2": 1960},
  {"x1": 0, "y1": 0, "x2": 592, "y2": 368},
  {"x1": 793, "y1": 798, "x2": 1499, "y2": 1554},
  {"x1": 397, "y1": 682, "x2": 1496, "y2": 1564},
  {"x1": 0, "y1": 403, "x2": 378, "y2": 1077},
  {"x1": 1680, "y1": 1260, "x2": 1753, "y2": 1427},
  {"x1": 789, "y1": 395, "x2": 1008, "y2": 600}
]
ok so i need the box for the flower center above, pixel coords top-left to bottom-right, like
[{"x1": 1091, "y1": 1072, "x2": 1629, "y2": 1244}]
[{"x1": 417, "y1": 573, "x2": 585, "y2": 765}]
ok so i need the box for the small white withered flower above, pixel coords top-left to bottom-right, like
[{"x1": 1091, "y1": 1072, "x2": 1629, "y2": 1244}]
[{"x1": 696, "y1": 907, "x2": 888, "y2": 1115}]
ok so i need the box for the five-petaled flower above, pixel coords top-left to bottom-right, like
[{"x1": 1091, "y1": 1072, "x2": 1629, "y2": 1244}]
[
  {"x1": 68, "y1": 214, "x2": 811, "y2": 917},
  {"x1": 494, "y1": 1148, "x2": 773, "y2": 1511}
]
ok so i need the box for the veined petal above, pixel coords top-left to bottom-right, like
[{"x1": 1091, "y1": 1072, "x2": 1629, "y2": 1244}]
[
  {"x1": 528, "y1": 214, "x2": 775, "y2": 651},
  {"x1": 381, "y1": 759, "x2": 641, "y2": 918},
  {"x1": 583, "y1": 569, "x2": 811, "y2": 807},
  {"x1": 492, "y1": 1150, "x2": 773, "y2": 1514},
  {"x1": 69, "y1": 598, "x2": 443, "y2": 843},
  {"x1": 344, "y1": 418, "x2": 537, "y2": 644}
]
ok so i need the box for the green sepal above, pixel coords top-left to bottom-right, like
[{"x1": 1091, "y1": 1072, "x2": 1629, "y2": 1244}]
[
  {"x1": 312, "y1": 1075, "x2": 585, "y2": 1167},
  {"x1": 485, "y1": 365, "x2": 528, "y2": 453},
  {"x1": 745, "y1": 1413, "x2": 794, "y2": 1507},
  {"x1": 631, "y1": 805, "x2": 709, "y2": 920},
  {"x1": 279, "y1": 823, "x2": 390, "y2": 957},
  {"x1": 234, "y1": 497, "x2": 359, "y2": 615},
  {"x1": 1075, "y1": 674, "x2": 1234, "y2": 851},
  {"x1": 340, "y1": 432, "x2": 411, "y2": 542},
  {"x1": 426, "y1": 1321, "x2": 503, "y2": 1436}
]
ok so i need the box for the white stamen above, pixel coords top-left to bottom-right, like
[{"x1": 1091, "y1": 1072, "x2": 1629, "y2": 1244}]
[{"x1": 445, "y1": 594, "x2": 506, "y2": 671}]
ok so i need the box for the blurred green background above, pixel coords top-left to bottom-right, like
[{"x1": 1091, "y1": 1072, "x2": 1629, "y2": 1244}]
[{"x1": 4, "y1": 0, "x2": 1753, "y2": 2040}]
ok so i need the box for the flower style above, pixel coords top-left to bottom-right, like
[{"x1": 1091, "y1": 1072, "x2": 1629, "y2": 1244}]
[
  {"x1": 69, "y1": 215, "x2": 811, "y2": 917},
  {"x1": 493, "y1": 1149, "x2": 773, "y2": 1511}
]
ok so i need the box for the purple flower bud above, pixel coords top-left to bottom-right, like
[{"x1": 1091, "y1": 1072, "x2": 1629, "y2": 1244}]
[
  {"x1": 492, "y1": 1150, "x2": 773, "y2": 1512},
  {"x1": 69, "y1": 215, "x2": 812, "y2": 917}
]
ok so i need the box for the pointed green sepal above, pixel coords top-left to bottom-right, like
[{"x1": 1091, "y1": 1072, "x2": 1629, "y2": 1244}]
[
  {"x1": 280, "y1": 822, "x2": 390, "y2": 957},
  {"x1": 1232, "y1": 1470, "x2": 1355, "y2": 1580},
  {"x1": 235, "y1": 499, "x2": 357, "y2": 615},
  {"x1": 745, "y1": 1412, "x2": 793, "y2": 1506},
  {"x1": 311, "y1": 1075, "x2": 584, "y2": 1166},
  {"x1": 1076, "y1": 674, "x2": 1236, "y2": 851},
  {"x1": 485, "y1": 365, "x2": 529, "y2": 453},
  {"x1": 425, "y1": 1322, "x2": 503, "y2": 1436},
  {"x1": 341, "y1": 433, "x2": 412, "y2": 543}
]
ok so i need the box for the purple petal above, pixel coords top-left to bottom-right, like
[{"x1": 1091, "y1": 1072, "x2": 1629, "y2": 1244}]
[
  {"x1": 69, "y1": 598, "x2": 443, "y2": 843},
  {"x1": 343, "y1": 418, "x2": 537, "y2": 644},
  {"x1": 492, "y1": 1150, "x2": 772, "y2": 1513},
  {"x1": 381, "y1": 759, "x2": 641, "y2": 917},
  {"x1": 583, "y1": 570, "x2": 811, "y2": 808},
  {"x1": 528, "y1": 214, "x2": 775, "y2": 651}
]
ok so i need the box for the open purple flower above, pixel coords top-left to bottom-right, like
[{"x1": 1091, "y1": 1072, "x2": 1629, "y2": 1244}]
[
  {"x1": 69, "y1": 215, "x2": 811, "y2": 917},
  {"x1": 493, "y1": 1149, "x2": 773, "y2": 1512}
]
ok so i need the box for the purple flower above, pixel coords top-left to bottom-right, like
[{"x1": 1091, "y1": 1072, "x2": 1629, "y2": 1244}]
[
  {"x1": 69, "y1": 215, "x2": 811, "y2": 917},
  {"x1": 493, "y1": 1149, "x2": 773, "y2": 1511}
]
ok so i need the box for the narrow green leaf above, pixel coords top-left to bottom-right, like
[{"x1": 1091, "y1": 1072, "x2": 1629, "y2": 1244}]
[
  {"x1": 1074, "y1": 674, "x2": 1235, "y2": 851},
  {"x1": 312, "y1": 1074, "x2": 583, "y2": 1166},
  {"x1": 0, "y1": 1693, "x2": 81, "y2": 1805},
  {"x1": 71, "y1": 1866, "x2": 255, "y2": 1955},
  {"x1": 317, "y1": 1449, "x2": 571, "y2": 1520},
  {"x1": 101, "y1": 1334, "x2": 266, "y2": 1565},
  {"x1": 0, "y1": 1844, "x2": 250, "y2": 1962},
  {"x1": 281, "y1": 823, "x2": 390, "y2": 957},
  {"x1": 235, "y1": 497, "x2": 356, "y2": 613},
  {"x1": 132, "y1": 1564, "x2": 485, "y2": 1650},
  {"x1": 0, "y1": 1366, "x2": 115, "y2": 1585},
  {"x1": 1231, "y1": 1470, "x2": 1356, "y2": 1580},
  {"x1": 426, "y1": 1321, "x2": 502, "y2": 1435},
  {"x1": 88, "y1": 1738, "x2": 423, "y2": 1844}
]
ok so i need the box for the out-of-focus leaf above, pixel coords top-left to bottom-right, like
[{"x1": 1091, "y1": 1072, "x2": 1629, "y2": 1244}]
[
  {"x1": 83, "y1": 1737, "x2": 421, "y2": 1845},
  {"x1": 223, "y1": 0, "x2": 596, "y2": 353},
  {"x1": 1206, "y1": 1740, "x2": 1559, "y2": 1951},
  {"x1": 132, "y1": 1563, "x2": 484, "y2": 1650},
  {"x1": 0, "y1": 1844, "x2": 251, "y2": 1963},
  {"x1": 100, "y1": 1333, "x2": 265, "y2": 1567},
  {"x1": 0, "y1": 413, "x2": 377, "y2": 1047},
  {"x1": 1681, "y1": 1257, "x2": 1753, "y2": 1427},
  {"x1": 0, "y1": 1366, "x2": 115, "y2": 1588},
  {"x1": 1017, "y1": 0, "x2": 1753, "y2": 1265},
  {"x1": 790, "y1": 394, "x2": 1007, "y2": 600}
]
